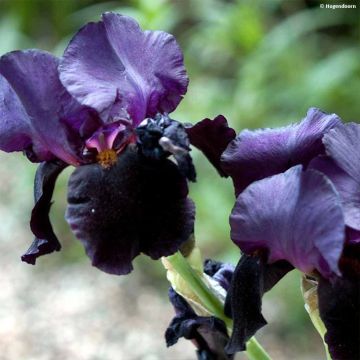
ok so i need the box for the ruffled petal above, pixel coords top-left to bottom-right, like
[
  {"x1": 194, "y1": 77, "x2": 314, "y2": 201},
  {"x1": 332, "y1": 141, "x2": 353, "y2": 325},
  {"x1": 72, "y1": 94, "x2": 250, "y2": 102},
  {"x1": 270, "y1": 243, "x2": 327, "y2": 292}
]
[
  {"x1": 166, "y1": 288, "x2": 233, "y2": 360},
  {"x1": 66, "y1": 145, "x2": 194, "y2": 275},
  {"x1": 310, "y1": 156, "x2": 360, "y2": 231},
  {"x1": 186, "y1": 115, "x2": 236, "y2": 177},
  {"x1": 22, "y1": 160, "x2": 67, "y2": 264},
  {"x1": 323, "y1": 122, "x2": 360, "y2": 181},
  {"x1": 230, "y1": 166, "x2": 345, "y2": 277},
  {"x1": 0, "y1": 50, "x2": 90, "y2": 164},
  {"x1": 59, "y1": 12, "x2": 188, "y2": 125},
  {"x1": 221, "y1": 108, "x2": 341, "y2": 194}
]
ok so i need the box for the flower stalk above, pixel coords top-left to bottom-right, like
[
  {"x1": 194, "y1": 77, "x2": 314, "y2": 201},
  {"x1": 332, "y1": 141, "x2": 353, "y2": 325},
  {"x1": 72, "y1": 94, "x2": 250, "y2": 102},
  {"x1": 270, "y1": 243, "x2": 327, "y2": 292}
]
[{"x1": 165, "y1": 251, "x2": 272, "y2": 360}]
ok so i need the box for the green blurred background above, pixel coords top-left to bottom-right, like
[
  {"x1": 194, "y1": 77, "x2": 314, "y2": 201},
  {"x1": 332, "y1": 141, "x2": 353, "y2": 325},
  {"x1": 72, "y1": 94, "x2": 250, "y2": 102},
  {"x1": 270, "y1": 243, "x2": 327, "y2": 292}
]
[{"x1": 0, "y1": 0, "x2": 359, "y2": 359}]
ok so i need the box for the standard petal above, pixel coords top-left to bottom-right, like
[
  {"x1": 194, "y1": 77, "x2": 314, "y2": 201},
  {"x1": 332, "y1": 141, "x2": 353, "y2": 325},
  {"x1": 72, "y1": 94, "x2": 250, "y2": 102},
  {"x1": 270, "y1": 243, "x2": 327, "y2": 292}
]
[
  {"x1": 60, "y1": 12, "x2": 188, "y2": 125},
  {"x1": 310, "y1": 155, "x2": 360, "y2": 231},
  {"x1": 0, "y1": 50, "x2": 89, "y2": 164},
  {"x1": 323, "y1": 122, "x2": 360, "y2": 181},
  {"x1": 221, "y1": 108, "x2": 341, "y2": 194},
  {"x1": 230, "y1": 166, "x2": 345, "y2": 277},
  {"x1": 66, "y1": 145, "x2": 194, "y2": 275},
  {"x1": 22, "y1": 160, "x2": 67, "y2": 264},
  {"x1": 186, "y1": 115, "x2": 236, "y2": 177}
]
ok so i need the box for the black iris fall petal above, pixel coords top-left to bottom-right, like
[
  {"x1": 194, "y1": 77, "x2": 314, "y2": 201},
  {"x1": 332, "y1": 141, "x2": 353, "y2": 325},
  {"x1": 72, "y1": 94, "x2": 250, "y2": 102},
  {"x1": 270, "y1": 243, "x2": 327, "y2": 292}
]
[
  {"x1": 318, "y1": 275, "x2": 360, "y2": 360},
  {"x1": 66, "y1": 144, "x2": 195, "y2": 275},
  {"x1": 22, "y1": 160, "x2": 68, "y2": 264},
  {"x1": 225, "y1": 254, "x2": 293, "y2": 353}
]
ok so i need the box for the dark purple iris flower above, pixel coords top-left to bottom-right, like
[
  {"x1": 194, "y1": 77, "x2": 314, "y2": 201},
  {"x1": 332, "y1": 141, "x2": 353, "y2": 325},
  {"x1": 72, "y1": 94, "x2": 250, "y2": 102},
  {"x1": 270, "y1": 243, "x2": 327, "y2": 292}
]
[
  {"x1": 166, "y1": 260, "x2": 234, "y2": 360},
  {"x1": 0, "y1": 13, "x2": 197, "y2": 275},
  {"x1": 210, "y1": 110, "x2": 360, "y2": 359},
  {"x1": 187, "y1": 108, "x2": 360, "y2": 357}
]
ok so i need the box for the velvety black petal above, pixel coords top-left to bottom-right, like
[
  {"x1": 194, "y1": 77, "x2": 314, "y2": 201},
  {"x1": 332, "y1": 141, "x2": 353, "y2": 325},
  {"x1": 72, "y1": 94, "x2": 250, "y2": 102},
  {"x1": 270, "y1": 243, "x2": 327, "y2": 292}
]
[
  {"x1": 166, "y1": 288, "x2": 233, "y2": 360},
  {"x1": 66, "y1": 145, "x2": 195, "y2": 275},
  {"x1": 22, "y1": 160, "x2": 67, "y2": 264},
  {"x1": 318, "y1": 275, "x2": 360, "y2": 360},
  {"x1": 225, "y1": 255, "x2": 292, "y2": 353},
  {"x1": 186, "y1": 115, "x2": 236, "y2": 177}
]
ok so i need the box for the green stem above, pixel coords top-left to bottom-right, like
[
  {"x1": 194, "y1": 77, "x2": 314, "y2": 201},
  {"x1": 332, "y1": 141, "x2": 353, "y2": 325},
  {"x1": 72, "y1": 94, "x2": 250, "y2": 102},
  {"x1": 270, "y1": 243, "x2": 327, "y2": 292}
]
[
  {"x1": 246, "y1": 338, "x2": 272, "y2": 360},
  {"x1": 165, "y1": 252, "x2": 272, "y2": 360}
]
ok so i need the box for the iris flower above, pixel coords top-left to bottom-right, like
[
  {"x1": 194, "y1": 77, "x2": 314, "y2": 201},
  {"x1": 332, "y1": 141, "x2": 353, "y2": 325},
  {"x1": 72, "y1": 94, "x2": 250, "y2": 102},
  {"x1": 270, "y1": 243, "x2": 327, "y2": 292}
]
[
  {"x1": 166, "y1": 260, "x2": 234, "y2": 360},
  {"x1": 0, "y1": 13, "x2": 196, "y2": 275},
  {"x1": 199, "y1": 109, "x2": 358, "y2": 359}
]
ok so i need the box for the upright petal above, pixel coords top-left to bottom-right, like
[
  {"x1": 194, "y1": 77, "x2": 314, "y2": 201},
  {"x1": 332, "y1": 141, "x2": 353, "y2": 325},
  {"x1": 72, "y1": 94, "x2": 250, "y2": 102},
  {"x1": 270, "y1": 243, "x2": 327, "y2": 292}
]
[
  {"x1": 323, "y1": 122, "x2": 360, "y2": 181},
  {"x1": 310, "y1": 155, "x2": 360, "y2": 231},
  {"x1": 60, "y1": 13, "x2": 188, "y2": 125},
  {"x1": 0, "y1": 50, "x2": 89, "y2": 164},
  {"x1": 221, "y1": 108, "x2": 341, "y2": 194},
  {"x1": 22, "y1": 160, "x2": 67, "y2": 264},
  {"x1": 66, "y1": 145, "x2": 194, "y2": 275},
  {"x1": 230, "y1": 166, "x2": 345, "y2": 277},
  {"x1": 186, "y1": 115, "x2": 236, "y2": 177}
]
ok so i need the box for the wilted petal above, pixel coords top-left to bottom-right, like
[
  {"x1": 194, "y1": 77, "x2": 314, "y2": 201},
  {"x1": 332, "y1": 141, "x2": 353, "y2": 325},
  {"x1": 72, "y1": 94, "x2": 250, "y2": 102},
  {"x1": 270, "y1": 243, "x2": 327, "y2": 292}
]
[
  {"x1": 166, "y1": 288, "x2": 233, "y2": 360},
  {"x1": 318, "y1": 276, "x2": 360, "y2": 360},
  {"x1": 310, "y1": 155, "x2": 360, "y2": 231},
  {"x1": 224, "y1": 255, "x2": 292, "y2": 353},
  {"x1": 221, "y1": 108, "x2": 341, "y2": 194},
  {"x1": 230, "y1": 166, "x2": 345, "y2": 277},
  {"x1": 186, "y1": 115, "x2": 236, "y2": 177},
  {"x1": 203, "y1": 259, "x2": 234, "y2": 291},
  {"x1": 22, "y1": 160, "x2": 67, "y2": 264},
  {"x1": 0, "y1": 50, "x2": 89, "y2": 164},
  {"x1": 60, "y1": 12, "x2": 188, "y2": 125},
  {"x1": 66, "y1": 145, "x2": 194, "y2": 275}
]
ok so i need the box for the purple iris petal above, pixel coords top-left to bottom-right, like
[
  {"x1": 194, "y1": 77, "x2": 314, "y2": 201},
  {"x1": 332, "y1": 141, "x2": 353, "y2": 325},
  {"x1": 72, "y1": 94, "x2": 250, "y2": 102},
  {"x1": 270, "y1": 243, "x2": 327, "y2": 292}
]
[
  {"x1": 221, "y1": 108, "x2": 341, "y2": 195},
  {"x1": 66, "y1": 145, "x2": 195, "y2": 275},
  {"x1": 59, "y1": 12, "x2": 188, "y2": 125},
  {"x1": 321, "y1": 123, "x2": 360, "y2": 231},
  {"x1": 186, "y1": 115, "x2": 236, "y2": 177},
  {"x1": 0, "y1": 50, "x2": 90, "y2": 165},
  {"x1": 310, "y1": 155, "x2": 360, "y2": 232},
  {"x1": 203, "y1": 259, "x2": 235, "y2": 291},
  {"x1": 22, "y1": 161, "x2": 67, "y2": 264},
  {"x1": 85, "y1": 120, "x2": 134, "y2": 153},
  {"x1": 230, "y1": 165, "x2": 345, "y2": 278}
]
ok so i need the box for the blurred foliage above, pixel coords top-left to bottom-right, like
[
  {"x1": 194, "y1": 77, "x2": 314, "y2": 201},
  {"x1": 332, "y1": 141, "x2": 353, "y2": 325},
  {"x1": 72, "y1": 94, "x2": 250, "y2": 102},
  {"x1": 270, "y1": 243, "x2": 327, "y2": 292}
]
[{"x1": 0, "y1": 0, "x2": 359, "y2": 357}]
